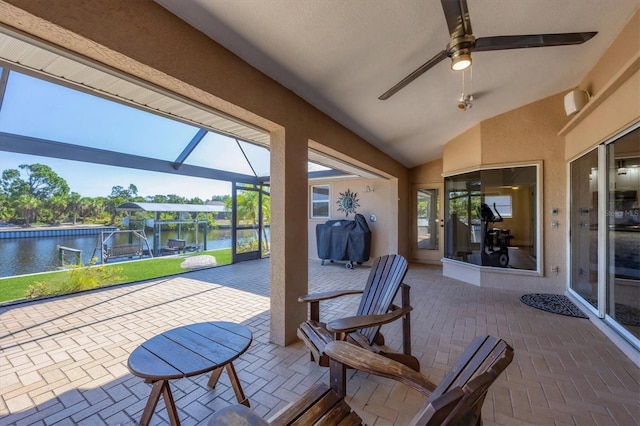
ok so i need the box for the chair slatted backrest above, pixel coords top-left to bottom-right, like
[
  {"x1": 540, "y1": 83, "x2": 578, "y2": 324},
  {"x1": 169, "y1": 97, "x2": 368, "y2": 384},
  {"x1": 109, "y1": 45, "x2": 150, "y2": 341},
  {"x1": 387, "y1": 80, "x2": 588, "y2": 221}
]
[
  {"x1": 416, "y1": 335, "x2": 514, "y2": 425},
  {"x1": 355, "y1": 254, "x2": 408, "y2": 344}
]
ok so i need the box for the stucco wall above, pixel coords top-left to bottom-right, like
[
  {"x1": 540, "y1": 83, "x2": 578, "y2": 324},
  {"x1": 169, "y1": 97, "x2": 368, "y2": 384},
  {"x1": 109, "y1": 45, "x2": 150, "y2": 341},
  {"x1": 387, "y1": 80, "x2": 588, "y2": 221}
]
[
  {"x1": 442, "y1": 125, "x2": 481, "y2": 174},
  {"x1": 577, "y1": 11, "x2": 639, "y2": 103},
  {"x1": 565, "y1": 69, "x2": 640, "y2": 159},
  {"x1": 307, "y1": 178, "x2": 394, "y2": 263},
  {"x1": 565, "y1": 11, "x2": 640, "y2": 158},
  {"x1": 411, "y1": 158, "x2": 443, "y2": 183}
]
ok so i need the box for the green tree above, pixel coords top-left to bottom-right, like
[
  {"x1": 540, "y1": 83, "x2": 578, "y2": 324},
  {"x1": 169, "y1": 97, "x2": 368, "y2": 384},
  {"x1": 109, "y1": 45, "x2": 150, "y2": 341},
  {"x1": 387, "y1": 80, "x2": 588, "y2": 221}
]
[
  {"x1": 234, "y1": 188, "x2": 271, "y2": 254},
  {"x1": 16, "y1": 194, "x2": 40, "y2": 226},
  {"x1": 78, "y1": 196, "x2": 92, "y2": 223},
  {"x1": 188, "y1": 196, "x2": 204, "y2": 205},
  {"x1": 106, "y1": 184, "x2": 138, "y2": 225},
  {"x1": 166, "y1": 194, "x2": 188, "y2": 204},
  {"x1": 1, "y1": 164, "x2": 69, "y2": 225},
  {"x1": 46, "y1": 194, "x2": 69, "y2": 224},
  {"x1": 147, "y1": 194, "x2": 169, "y2": 203},
  {"x1": 0, "y1": 185, "x2": 9, "y2": 221},
  {"x1": 67, "y1": 192, "x2": 82, "y2": 225},
  {"x1": 211, "y1": 194, "x2": 230, "y2": 203}
]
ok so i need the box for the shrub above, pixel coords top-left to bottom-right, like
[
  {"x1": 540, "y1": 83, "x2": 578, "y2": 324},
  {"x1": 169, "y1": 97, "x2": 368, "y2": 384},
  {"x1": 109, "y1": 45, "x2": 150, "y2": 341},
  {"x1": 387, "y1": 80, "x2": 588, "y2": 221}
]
[
  {"x1": 25, "y1": 257, "x2": 125, "y2": 299},
  {"x1": 25, "y1": 281, "x2": 53, "y2": 299}
]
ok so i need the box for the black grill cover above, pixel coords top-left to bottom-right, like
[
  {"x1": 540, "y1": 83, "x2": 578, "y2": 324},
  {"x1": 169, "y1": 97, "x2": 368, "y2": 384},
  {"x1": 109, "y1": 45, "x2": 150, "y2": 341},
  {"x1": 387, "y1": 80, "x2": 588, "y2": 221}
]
[{"x1": 316, "y1": 213, "x2": 371, "y2": 262}]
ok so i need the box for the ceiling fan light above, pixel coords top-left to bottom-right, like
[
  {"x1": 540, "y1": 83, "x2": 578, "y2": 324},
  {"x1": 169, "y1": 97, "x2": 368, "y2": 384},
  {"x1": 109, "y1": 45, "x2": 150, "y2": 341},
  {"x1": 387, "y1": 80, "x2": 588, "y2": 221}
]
[{"x1": 451, "y1": 51, "x2": 472, "y2": 71}]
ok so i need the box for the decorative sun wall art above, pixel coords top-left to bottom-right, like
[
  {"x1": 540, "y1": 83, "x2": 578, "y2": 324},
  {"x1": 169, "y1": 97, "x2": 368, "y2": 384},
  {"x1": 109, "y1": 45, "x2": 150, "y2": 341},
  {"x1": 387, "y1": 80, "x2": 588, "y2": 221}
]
[{"x1": 336, "y1": 189, "x2": 360, "y2": 216}]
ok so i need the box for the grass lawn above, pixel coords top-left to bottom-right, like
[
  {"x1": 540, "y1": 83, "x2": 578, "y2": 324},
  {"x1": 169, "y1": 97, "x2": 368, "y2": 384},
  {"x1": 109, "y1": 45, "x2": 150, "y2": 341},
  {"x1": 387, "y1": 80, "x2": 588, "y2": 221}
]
[{"x1": 0, "y1": 248, "x2": 232, "y2": 304}]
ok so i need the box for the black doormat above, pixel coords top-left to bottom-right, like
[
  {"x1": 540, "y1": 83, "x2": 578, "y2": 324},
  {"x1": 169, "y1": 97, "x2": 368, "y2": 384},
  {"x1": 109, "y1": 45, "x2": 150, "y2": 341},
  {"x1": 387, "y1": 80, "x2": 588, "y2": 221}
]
[{"x1": 520, "y1": 293, "x2": 588, "y2": 319}]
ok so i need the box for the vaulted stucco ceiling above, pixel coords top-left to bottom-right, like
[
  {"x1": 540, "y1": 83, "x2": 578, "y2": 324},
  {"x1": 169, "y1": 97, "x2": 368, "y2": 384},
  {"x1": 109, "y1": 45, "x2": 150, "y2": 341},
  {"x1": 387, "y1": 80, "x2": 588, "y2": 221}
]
[{"x1": 156, "y1": 0, "x2": 639, "y2": 168}]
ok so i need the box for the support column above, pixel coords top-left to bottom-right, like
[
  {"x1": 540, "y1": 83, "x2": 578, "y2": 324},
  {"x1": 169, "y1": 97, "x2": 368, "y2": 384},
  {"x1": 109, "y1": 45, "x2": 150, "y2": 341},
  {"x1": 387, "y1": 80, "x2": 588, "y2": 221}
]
[{"x1": 269, "y1": 127, "x2": 309, "y2": 345}]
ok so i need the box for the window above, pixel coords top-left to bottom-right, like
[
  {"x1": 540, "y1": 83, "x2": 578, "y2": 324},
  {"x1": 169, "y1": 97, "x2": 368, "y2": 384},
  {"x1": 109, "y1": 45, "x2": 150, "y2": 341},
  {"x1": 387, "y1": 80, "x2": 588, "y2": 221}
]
[
  {"x1": 311, "y1": 185, "x2": 330, "y2": 218},
  {"x1": 484, "y1": 195, "x2": 512, "y2": 218},
  {"x1": 444, "y1": 165, "x2": 538, "y2": 271}
]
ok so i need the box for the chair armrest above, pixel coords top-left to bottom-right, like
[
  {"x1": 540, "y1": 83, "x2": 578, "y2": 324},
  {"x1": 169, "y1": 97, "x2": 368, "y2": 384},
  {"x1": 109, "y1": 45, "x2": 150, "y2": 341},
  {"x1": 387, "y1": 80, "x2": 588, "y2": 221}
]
[
  {"x1": 325, "y1": 340, "x2": 436, "y2": 396},
  {"x1": 298, "y1": 289, "x2": 363, "y2": 303},
  {"x1": 326, "y1": 306, "x2": 412, "y2": 334}
]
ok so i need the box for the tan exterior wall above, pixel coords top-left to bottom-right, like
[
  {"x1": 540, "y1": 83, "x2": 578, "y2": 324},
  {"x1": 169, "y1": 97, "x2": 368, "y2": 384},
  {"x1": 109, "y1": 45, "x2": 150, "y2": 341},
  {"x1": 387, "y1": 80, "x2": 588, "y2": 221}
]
[
  {"x1": 565, "y1": 11, "x2": 640, "y2": 158},
  {"x1": 565, "y1": 69, "x2": 640, "y2": 159},
  {"x1": 577, "y1": 11, "x2": 639, "y2": 100},
  {"x1": 307, "y1": 178, "x2": 394, "y2": 263},
  {"x1": 411, "y1": 159, "x2": 443, "y2": 183},
  {"x1": 562, "y1": 11, "x2": 640, "y2": 160},
  {"x1": 442, "y1": 124, "x2": 481, "y2": 174}
]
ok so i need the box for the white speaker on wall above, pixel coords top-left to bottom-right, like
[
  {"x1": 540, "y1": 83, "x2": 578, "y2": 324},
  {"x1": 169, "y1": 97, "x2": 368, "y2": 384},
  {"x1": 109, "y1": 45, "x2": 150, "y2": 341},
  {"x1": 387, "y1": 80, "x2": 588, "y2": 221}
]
[{"x1": 564, "y1": 89, "x2": 590, "y2": 116}]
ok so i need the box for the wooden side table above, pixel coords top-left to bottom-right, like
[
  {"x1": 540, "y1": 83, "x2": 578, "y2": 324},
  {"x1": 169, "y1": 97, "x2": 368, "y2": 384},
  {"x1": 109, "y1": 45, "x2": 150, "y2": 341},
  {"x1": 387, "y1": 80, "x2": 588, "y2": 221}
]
[{"x1": 128, "y1": 321, "x2": 252, "y2": 426}]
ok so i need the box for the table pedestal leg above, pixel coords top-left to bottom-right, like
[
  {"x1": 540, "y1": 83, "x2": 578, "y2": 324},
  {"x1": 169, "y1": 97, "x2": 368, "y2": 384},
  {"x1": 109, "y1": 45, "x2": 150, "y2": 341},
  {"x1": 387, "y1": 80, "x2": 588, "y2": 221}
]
[
  {"x1": 207, "y1": 363, "x2": 250, "y2": 407},
  {"x1": 141, "y1": 380, "x2": 180, "y2": 426}
]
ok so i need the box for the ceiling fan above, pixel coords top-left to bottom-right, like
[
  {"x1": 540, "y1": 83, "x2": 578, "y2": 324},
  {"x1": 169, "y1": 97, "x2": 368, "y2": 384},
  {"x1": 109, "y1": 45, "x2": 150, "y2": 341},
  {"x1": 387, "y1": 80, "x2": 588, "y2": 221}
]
[{"x1": 378, "y1": 0, "x2": 597, "y2": 100}]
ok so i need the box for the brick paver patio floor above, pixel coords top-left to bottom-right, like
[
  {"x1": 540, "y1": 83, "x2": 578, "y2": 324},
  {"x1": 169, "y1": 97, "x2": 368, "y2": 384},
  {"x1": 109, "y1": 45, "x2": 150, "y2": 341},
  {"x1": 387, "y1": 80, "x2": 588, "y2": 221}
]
[{"x1": 1, "y1": 260, "x2": 638, "y2": 425}]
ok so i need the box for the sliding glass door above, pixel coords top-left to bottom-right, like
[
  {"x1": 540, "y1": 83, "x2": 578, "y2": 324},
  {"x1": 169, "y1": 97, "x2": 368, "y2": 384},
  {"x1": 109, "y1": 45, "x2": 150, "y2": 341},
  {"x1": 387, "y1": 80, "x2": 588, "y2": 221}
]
[
  {"x1": 570, "y1": 125, "x2": 639, "y2": 346},
  {"x1": 569, "y1": 149, "x2": 599, "y2": 308},
  {"x1": 605, "y1": 129, "x2": 639, "y2": 339}
]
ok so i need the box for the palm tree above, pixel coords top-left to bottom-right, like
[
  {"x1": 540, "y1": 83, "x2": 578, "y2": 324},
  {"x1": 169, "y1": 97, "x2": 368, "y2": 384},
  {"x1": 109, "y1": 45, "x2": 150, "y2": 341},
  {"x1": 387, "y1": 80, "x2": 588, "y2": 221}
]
[
  {"x1": 16, "y1": 194, "x2": 40, "y2": 226},
  {"x1": 47, "y1": 194, "x2": 68, "y2": 224},
  {"x1": 236, "y1": 188, "x2": 272, "y2": 254},
  {"x1": 79, "y1": 197, "x2": 92, "y2": 223},
  {"x1": 260, "y1": 192, "x2": 271, "y2": 255},
  {"x1": 67, "y1": 192, "x2": 82, "y2": 225}
]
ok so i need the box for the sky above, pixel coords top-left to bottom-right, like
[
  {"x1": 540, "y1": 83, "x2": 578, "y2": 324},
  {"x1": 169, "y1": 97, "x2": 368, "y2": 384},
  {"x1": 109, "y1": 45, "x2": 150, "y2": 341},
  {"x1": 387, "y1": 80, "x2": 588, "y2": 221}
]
[
  {"x1": 0, "y1": 69, "x2": 252, "y2": 200},
  {"x1": 0, "y1": 151, "x2": 231, "y2": 199}
]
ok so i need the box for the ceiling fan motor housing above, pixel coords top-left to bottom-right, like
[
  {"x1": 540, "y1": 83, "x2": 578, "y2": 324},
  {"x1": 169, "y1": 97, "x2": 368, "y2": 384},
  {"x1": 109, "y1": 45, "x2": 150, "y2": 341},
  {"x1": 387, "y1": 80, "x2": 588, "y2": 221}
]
[
  {"x1": 447, "y1": 34, "x2": 475, "y2": 70},
  {"x1": 447, "y1": 34, "x2": 476, "y2": 55}
]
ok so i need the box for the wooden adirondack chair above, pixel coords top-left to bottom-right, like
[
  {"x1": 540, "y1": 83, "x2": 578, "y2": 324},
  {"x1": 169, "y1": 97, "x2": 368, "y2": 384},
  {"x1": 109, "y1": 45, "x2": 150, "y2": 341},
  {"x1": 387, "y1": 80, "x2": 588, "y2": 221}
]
[
  {"x1": 207, "y1": 335, "x2": 514, "y2": 426},
  {"x1": 297, "y1": 254, "x2": 420, "y2": 373}
]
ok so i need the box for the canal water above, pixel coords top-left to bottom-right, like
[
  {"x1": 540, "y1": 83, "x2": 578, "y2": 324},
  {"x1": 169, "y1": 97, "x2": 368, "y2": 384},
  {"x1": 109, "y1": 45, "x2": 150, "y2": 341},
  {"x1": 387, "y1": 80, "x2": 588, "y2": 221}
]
[{"x1": 0, "y1": 228, "x2": 233, "y2": 278}]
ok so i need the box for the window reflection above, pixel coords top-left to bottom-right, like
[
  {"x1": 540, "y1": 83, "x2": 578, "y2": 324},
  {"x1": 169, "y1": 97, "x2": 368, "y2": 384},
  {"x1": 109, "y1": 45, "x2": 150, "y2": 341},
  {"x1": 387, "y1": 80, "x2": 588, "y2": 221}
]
[
  {"x1": 570, "y1": 149, "x2": 599, "y2": 307},
  {"x1": 444, "y1": 166, "x2": 538, "y2": 270},
  {"x1": 606, "y1": 127, "x2": 639, "y2": 338}
]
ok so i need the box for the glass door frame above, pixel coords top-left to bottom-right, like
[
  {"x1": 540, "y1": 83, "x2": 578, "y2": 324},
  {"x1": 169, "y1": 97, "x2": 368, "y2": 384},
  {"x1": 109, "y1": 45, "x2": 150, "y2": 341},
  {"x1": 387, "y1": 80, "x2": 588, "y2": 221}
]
[
  {"x1": 568, "y1": 122, "x2": 640, "y2": 349},
  {"x1": 232, "y1": 182, "x2": 267, "y2": 263},
  {"x1": 412, "y1": 183, "x2": 444, "y2": 263}
]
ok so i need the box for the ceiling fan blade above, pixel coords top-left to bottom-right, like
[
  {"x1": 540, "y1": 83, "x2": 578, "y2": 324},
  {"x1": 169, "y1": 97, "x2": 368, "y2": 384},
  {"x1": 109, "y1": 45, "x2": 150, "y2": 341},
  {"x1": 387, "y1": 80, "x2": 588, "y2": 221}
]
[
  {"x1": 472, "y1": 32, "x2": 597, "y2": 52},
  {"x1": 441, "y1": 0, "x2": 472, "y2": 37},
  {"x1": 378, "y1": 50, "x2": 448, "y2": 100}
]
